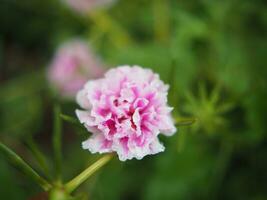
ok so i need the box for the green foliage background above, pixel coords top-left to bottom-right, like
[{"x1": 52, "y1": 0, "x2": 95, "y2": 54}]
[{"x1": 0, "y1": 0, "x2": 266, "y2": 199}]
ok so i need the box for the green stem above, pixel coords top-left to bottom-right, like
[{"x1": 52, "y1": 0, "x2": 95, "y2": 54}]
[
  {"x1": 153, "y1": 0, "x2": 170, "y2": 43},
  {"x1": 53, "y1": 104, "x2": 62, "y2": 182},
  {"x1": 65, "y1": 154, "x2": 113, "y2": 194},
  {"x1": 0, "y1": 142, "x2": 52, "y2": 191}
]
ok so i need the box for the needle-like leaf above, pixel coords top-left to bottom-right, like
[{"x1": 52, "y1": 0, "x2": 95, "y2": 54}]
[
  {"x1": 0, "y1": 142, "x2": 52, "y2": 191},
  {"x1": 24, "y1": 136, "x2": 51, "y2": 179},
  {"x1": 175, "y1": 117, "x2": 197, "y2": 126},
  {"x1": 60, "y1": 114, "x2": 82, "y2": 127}
]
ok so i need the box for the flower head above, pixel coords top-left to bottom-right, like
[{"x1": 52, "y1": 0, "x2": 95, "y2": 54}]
[
  {"x1": 64, "y1": 0, "x2": 116, "y2": 14},
  {"x1": 47, "y1": 39, "x2": 104, "y2": 99},
  {"x1": 76, "y1": 66, "x2": 176, "y2": 161},
  {"x1": 184, "y1": 83, "x2": 233, "y2": 134}
]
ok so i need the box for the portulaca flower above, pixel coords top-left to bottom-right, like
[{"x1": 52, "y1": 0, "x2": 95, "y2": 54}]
[
  {"x1": 64, "y1": 0, "x2": 116, "y2": 14},
  {"x1": 47, "y1": 39, "x2": 104, "y2": 99},
  {"x1": 76, "y1": 66, "x2": 176, "y2": 161}
]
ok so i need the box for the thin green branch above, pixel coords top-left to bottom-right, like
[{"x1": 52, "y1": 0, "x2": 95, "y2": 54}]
[
  {"x1": 53, "y1": 104, "x2": 62, "y2": 181},
  {"x1": 65, "y1": 154, "x2": 113, "y2": 194},
  {"x1": 0, "y1": 142, "x2": 52, "y2": 191}
]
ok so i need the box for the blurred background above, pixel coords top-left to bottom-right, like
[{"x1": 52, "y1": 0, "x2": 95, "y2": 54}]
[{"x1": 0, "y1": 0, "x2": 267, "y2": 199}]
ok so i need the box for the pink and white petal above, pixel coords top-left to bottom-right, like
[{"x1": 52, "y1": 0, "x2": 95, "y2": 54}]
[
  {"x1": 82, "y1": 134, "x2": 112, "y2": 154},
  {"x1": 158, "y1": 115, "x2": 177, "y2": 136},
  {"x1": 133, "y1": 98, "x2": 149, "y2": 109},
  {"x1": 76, "y1": 89, "x2": 92, "y2": 109},
  {"x1": 132, "y1": 108, "x2": 142, "y2": 136},
  {"x1": 75, "y1": 109, "x2": 96, "y2": 126},
  {"x1": 149, "y1": 138, "x2": 165, "y2": 154},
  {"x1": 112, "y1": 137, "x2": 134, "y2": 161}
]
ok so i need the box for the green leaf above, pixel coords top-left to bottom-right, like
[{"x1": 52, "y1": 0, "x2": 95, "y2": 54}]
[
  {"x1": 0, "y1": 142, "x2": 52, "y2": 191},
  {"x1": 24, "y1": 136, "x2": 51, "y2": 179},
  {"x1": 175, "y1": 117, "x2": 197, "y2": 126},
  {"x1": 198, "y1": 82, "x2": 208, "y2": 103},
  {"x1": 60, "y1": 114, "x2": 88, "y2": 137},
  {"x1": 210, "y1": 84, "x2": 222, "y2": 105}
]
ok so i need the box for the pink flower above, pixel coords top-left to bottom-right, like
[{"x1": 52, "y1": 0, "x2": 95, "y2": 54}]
[
  {"x1": 47, "y1": 39, "x2": 104, "y2": 99},
  {"x1": 64, "y1": 0, "x2": 116, "y2": 14},
  {"x1": 76, "y1": 66, "x2": 176, "y2": 161}
]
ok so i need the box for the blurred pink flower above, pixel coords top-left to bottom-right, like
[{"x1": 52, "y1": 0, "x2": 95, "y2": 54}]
[
  {"x1": 64, "y1": 0, "x2": 116, "y2": 14},
  {"x1": 76, "y1": 66, "x2": 176, "y2": 161},
  {"x1": 48, "y1": 39, "x2": 105, "y2": 99}
]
